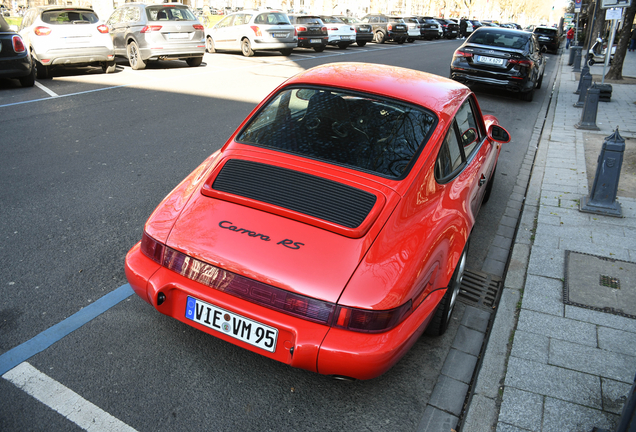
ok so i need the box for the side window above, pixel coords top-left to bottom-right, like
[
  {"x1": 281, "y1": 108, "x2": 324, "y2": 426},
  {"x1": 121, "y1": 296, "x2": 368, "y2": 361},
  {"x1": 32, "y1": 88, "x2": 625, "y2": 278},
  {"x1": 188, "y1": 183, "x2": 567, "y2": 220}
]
[
  {"x1": 216, "y1": 15, "x2": 234, "y2": 29},
  {"x1": 435, "y1": 122, "x2": 464, "y2": 181},
  {"x1": 123, "y1": 8, "x2": 136, "y2": 23},
  {"x1": 454, "y1": 99, "x2": 481, "y2": 158},
  {"x1": 107, "y1": 9, "x2": 122, "y2": 26},
  {"x1": 233, "y1": 14, "x2": 244, "y2": 26}
]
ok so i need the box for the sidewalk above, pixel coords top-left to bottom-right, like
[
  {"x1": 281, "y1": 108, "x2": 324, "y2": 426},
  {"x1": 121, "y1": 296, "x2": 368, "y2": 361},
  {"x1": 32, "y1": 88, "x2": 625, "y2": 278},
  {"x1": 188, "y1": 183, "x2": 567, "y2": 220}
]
[{"x1": 462, "y1": 51, "x2": 636, "y2": 430}]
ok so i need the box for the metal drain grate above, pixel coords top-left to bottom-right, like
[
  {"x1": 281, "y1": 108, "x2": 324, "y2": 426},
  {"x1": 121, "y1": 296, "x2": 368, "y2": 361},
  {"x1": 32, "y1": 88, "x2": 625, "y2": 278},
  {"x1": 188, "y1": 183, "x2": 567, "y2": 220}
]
[
  {"x1": 599, "y1": 275, "x2": 620, "y2": 289},
  {"x1": 458, "y1": 268, "x2": 502, "y2": 311}
]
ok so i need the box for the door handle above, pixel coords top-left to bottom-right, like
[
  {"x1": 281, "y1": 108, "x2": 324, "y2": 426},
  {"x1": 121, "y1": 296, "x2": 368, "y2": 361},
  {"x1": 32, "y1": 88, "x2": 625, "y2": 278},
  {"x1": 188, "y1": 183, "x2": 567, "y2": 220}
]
[{"x1": 479, "y1": 174, "x2": 487, "y2": 187}]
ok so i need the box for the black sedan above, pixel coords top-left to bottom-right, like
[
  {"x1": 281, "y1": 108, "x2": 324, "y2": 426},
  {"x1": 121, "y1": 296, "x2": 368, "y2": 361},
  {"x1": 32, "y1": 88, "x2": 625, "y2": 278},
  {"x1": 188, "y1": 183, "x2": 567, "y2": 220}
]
[
  {"x1": 450, "y1": 27, "x2": 545, "y2": 101},
  {"x1": 533, "y1": 26, "x2": 560, "y2": 54},
  {"x1": 335, "y1": 16, "x2": 373, "y2": 47},
  {"x1": 0, "y1": 15, "x2": 34, "y2": 87}
]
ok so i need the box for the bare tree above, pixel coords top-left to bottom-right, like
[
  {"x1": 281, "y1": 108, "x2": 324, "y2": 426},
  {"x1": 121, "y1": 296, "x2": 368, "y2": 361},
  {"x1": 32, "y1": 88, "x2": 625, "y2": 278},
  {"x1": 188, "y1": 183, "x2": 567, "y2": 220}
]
[{"x1": 605, "y1": 0, "x2": 636, "y2": 80}]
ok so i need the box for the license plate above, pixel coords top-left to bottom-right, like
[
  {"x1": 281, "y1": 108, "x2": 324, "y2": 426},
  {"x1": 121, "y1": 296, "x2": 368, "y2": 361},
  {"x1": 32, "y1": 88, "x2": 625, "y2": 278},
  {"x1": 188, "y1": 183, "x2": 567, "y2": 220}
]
[
  {"x1": 273, "y1": 32, "x2": 288, "y2": 38},
  {"x1": 476, "y1": 55, "x2": 504, "y2": 66},
  {"x1": 185, "y1": 296, "x2": 278, "y2": 352},
  {"x1": 167, "y1": 32, "x2": 189, "y2": 40},
  {"x1": 310, "y1": 38, "x2": 321, "y2": 43}
]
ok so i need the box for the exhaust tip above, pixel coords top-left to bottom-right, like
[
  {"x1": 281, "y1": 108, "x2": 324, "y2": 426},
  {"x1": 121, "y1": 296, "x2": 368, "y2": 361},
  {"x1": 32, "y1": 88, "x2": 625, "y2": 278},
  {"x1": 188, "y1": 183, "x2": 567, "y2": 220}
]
[{"x1": 331, "y1": 375, "x2": 357, "y2": 382}]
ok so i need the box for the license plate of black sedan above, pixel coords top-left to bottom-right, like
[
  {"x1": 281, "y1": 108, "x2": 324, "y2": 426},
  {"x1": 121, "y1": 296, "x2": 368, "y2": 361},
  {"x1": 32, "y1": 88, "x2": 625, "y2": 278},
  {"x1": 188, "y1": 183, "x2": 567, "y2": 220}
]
[
  {"x1": 475, "y1": 55, "x2": 505, "y2": 66},
  {"x1": 185, "y1": 296, "x2": 278, "y2": 352}
]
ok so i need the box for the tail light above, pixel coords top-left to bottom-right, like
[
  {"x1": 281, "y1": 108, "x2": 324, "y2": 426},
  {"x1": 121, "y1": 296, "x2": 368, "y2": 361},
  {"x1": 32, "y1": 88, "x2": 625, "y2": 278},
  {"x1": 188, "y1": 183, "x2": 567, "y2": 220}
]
[
  {"x1": 193, "y1": 24, "x2": 204, "y2": 30},
  {"x1": 327, "y1": 26, "x2": 338, "y2": 31},
  {"x1": 454, "y1": 50, "x2": 472, "y2": 58},
  {"x1": 509, "y1": 59, "x2": 534, "y2": 67},
  {"x1": 34, "y1": 26, "x2": 51, "y2": 36},
  {"x1": 350, "y1": 26, "x2": 355, "y2": 31},
  {"x1": 250, "y1": 25, "x2": 262, "y2": 36},
  {"x1": 12, "y1": 35, "x2": 26, "y2": 53},
  {"x1": 297, "y1": 26, "x2": 307, "y2": 32},
  {"x1": 141, "y1": 232, "x2": 165, "y2": 264},
  {"x1": 97, "y1": 24, "x2": 109, "y2": 34},
  {"x1": 321, "y1": 26, "x2": 327, "y2": 32},
  {"x1": 333, "y1": 302, "x2": 412, "y2": 333},
  {"x1": 140, "y1": 25, "x2": 162, "y2": 33},
  {"x1": 388, "y1": 24, "x2": 393, "y2": 30}
]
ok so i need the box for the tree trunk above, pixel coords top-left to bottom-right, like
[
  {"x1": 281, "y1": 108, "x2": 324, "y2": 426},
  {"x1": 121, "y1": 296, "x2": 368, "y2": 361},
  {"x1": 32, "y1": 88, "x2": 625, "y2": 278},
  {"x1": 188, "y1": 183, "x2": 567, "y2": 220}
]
[{"x1": 605, "y1": 1, "x2": 636, "y2": 80}]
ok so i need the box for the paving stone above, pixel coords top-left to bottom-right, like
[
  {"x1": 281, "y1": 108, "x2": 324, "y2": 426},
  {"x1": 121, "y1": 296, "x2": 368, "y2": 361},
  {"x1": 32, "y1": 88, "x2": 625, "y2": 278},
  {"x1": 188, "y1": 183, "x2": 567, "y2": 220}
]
[
  {"x1": 441, "y1": 349, "x2": 478, "y2": 384},
  {"x1": 428, "y1": 375, "x2": 469, "y2": 415},
  {"x1": 541, "y1": 397, "x2": 619, "y2": 432},
  {"x1": 510, "y1": 330, "x2": 549, "y2": 364},
  {"x1": 526, "y1": 246, "x2": 564, "y2": 280},
  {"x1": 601, "y1": 377, "x2": 633, "y2": 415},
  {"x1": 462, "y1": 394, "x2": 498, "y2": 432},
  {"x1": 598, "y1": 326, "x2": 636, "y2": 357},
  {"x1": 451, "y1": 325, "x2": 485, "y2": 356},
  {"x1": 521, "y1": 275, "x2": 564, "y2": 317},
  {"x1": 549, "y1": 338, "x2": 636, "y2": 384},
  {"x1": 416, "y1": 405, "x2": 458, "y2": 432},
  {"x1": 498, "y1": 387, "x2": 543, "y2": 431},
  {"x1": 516, "y1": 309, "x2": 597, "y2": 347},
  {"x1": 461, "y1": 306, "x2": 490, "y2": 333}
]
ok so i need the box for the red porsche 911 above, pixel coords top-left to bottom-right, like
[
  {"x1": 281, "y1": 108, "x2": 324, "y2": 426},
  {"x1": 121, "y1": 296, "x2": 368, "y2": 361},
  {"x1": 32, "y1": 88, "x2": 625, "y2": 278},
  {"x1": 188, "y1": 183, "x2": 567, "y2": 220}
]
[{"x1": 125, "y1": 62, "x2": 510, "y2": 380}]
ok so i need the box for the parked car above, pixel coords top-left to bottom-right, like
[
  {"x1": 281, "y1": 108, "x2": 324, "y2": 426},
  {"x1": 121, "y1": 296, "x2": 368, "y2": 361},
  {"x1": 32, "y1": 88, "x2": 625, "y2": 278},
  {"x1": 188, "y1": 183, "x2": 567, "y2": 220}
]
[
  {"x1": 106, "y1": 3, "x2": 205, "y2": 70},
  {"x1": 360, "y1": 14, "x2": 408, "y2": 44},
  {"x1": 205, "y1": 10, "x2": 296, "y2": 56},
  {"x1": 125, "y1": 62, "x2": 510, "y2": 380},
  {"x1": 470, "y1": 20, "x2": 483, "y2": 30},
  {"x1": 416, "y1": 16, "x2": 440, "y2": 40},
  {"x1": 335, "y1": 15, "x2": 373, "y2": 47},
  {"x1": 450, "y1": 27, "x2": 546, "y2": 101},
  {"x1": 18, "y1": 6, "x2": 115, "y2": 79},
  {"x1": 287, "y1": 14, "x2": 328, "y2": 52},
  {"x1": 392, "y1": 15, "x2": 421, "y2": 42},
  {"x1": 533, "y1": 25, "x2": 559, "y2": 54},
  {"x1": 459, "y1": 19, "x2": 474, "y2": 37},
  {"x1": 0, "y1": 15, "x2": 34, "y2": 87},
  {"x1": 319, "y1": 15, "x2": 356, "y2": 49},
  {"x1": 435, "y1": 18, "x2": 459, "y2": 39}
]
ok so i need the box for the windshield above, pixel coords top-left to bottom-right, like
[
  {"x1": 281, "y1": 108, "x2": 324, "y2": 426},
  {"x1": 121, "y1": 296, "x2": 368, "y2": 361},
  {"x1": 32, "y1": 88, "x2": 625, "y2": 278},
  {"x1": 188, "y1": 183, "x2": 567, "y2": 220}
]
[{"x1": 237, "y1": 87, "x2": 436, "y2": 179}]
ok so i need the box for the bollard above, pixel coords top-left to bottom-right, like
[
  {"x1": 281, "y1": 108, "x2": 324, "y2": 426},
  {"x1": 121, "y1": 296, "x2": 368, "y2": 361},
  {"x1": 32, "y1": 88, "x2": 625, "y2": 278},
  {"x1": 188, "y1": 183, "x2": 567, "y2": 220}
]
[
  {"x1": 575, "y1": 64, "x2": 591, "y2": 95},
  {"x1": 575, "y1": 83, "x2": 600, "y2": 130},
  {"x1": 574, "y1": 72, "x2": 593, "y2": 107},
  {"x1": 568, "y1": 44, "x2": 581, "y2": 66},
  {"x1": 579, "y1": 127, "x2": 624, "y2": 217},
  {"x1": 572, "y1": 46, "x2": 582, "y2": 72}
]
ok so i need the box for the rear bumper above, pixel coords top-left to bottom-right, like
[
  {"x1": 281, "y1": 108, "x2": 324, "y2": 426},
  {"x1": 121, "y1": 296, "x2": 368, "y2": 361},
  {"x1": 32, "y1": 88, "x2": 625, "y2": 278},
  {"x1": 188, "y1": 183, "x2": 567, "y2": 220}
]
[
  {"x1": 356, "y1": 33, "x2": 373, "y2": 43},
  {"x1": 35, "y1": 46, "x2": 114, "y2": 65},
  {"x1": 297, "y1": 37, "x2": 328, "y2": 48},
  {"x1": 252, "y1": 40, "x2": 297, "y2": 50},
  {"x1": 451, "y1": 69, "x2": 533, "y2": 93},
  {"x1": 0, "y1": 54, "x2": 32, "y2": 79},
  {"x1": 142, "y1": 45, "x2": 206, "y2": 60}
]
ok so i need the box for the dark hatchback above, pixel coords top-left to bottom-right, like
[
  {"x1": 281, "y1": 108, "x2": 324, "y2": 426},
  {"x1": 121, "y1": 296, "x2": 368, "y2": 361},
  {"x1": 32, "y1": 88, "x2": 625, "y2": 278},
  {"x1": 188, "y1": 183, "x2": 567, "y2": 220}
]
[
  {"x1": 533, "y1": 26, "x2": 559, "y2": 54},
  {"x1": 417, "y1": 17, "x2": 440, "y2": 40},
  {"x1": 435, "y1": 18, "x2": 459, "y2": 39},
  {"x1": 287, "y1": 14, "x2": 328, "y2": 52},
  {"x1": 335, "y1": 15, "x2": 373, "y2": 47},
  {"x1": 450, "y1": 27, "x2": 545, "y2": 101},
  {"x1": 0, "y1": 15, "x2": 34, "y2": 87}
]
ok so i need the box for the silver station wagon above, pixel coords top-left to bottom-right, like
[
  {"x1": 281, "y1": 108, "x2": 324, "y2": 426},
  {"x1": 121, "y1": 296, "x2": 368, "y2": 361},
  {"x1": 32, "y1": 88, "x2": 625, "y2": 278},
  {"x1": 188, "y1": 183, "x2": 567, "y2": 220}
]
[
  {"x1": 205, "y1": 10, "x2": 297, "y2": 57},
  {"x1": 106, "y1": 3, "x2": 205, "y2": 70}
]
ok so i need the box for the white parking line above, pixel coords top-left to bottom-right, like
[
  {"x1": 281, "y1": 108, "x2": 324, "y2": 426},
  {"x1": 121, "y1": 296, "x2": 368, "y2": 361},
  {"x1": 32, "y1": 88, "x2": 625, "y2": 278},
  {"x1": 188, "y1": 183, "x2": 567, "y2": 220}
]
[
  {"x1": 34, "y1": 81, "x2": 59, "y2": 98},
  {"x1": 3, "y1": 362, "x2": 138, "y2": 432}
]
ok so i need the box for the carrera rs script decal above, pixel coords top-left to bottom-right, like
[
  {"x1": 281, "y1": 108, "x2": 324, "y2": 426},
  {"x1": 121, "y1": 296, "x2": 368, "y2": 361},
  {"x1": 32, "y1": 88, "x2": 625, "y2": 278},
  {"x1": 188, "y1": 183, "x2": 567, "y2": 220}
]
[{"x1": 219, "y1": 221, "x2": 304, "y2": 250}]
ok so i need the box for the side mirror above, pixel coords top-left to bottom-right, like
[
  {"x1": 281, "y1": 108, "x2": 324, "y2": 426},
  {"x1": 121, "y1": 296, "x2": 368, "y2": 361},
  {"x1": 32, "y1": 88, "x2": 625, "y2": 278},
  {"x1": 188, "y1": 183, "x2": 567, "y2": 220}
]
[{"x1": 488, "y1": 124, "x2": 511, "y2": 143}]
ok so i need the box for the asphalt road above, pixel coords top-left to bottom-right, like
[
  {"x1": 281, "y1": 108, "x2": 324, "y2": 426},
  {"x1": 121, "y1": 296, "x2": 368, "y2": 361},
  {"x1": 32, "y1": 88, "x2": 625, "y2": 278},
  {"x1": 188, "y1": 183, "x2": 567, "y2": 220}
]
[{"x1": 0, "y1": 39, "x2": 559, "y2": 431}]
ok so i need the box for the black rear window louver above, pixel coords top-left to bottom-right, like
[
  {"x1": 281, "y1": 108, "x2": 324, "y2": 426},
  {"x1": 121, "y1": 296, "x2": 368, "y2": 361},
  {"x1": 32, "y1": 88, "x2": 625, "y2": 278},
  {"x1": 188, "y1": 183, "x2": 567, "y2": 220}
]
[{"x1": 212, "y1": 159, "x2": 377, "y2": 229}]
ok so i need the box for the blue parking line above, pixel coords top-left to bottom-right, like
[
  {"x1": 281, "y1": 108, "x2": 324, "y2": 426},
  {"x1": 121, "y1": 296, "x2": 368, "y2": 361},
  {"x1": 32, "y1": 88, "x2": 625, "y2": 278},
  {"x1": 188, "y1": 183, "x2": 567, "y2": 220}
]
[{"x1": 0, "y1": 284, "x2": 134, "y2": 376}]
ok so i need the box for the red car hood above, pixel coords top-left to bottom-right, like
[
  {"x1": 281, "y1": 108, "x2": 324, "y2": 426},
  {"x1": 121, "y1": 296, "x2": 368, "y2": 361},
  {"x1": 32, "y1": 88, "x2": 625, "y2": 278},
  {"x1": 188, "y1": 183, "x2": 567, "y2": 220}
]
[{"x1": 164, "y1": 150, "x2": 401, "y2": 304}]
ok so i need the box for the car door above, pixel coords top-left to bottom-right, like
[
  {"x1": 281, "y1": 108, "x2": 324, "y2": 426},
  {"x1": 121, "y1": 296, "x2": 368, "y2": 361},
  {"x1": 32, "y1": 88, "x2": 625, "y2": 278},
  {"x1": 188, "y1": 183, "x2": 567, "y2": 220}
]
[
  {"x1": 107, "y1": 8, "x2": 124, "y2": 54},
  {"x1": 213, "y1": 14, "x2": 235, "y2": 50}
]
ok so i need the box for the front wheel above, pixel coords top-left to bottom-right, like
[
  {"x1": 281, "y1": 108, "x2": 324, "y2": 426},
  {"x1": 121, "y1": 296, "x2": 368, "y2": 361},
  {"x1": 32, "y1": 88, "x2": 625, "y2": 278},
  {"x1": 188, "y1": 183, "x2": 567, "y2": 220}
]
[
  {"x1": 127, "y1": 41, "x2": 146, "y2": 70},
  {"x1": 206, "y1": 36, "x2": 215, "y2": 53},
  {"x1": 241, "y1": 38, "x2": 254, "y2": 57},
  {"x1": 425, "y1": 245, "x2": 468, "y2": 336}
]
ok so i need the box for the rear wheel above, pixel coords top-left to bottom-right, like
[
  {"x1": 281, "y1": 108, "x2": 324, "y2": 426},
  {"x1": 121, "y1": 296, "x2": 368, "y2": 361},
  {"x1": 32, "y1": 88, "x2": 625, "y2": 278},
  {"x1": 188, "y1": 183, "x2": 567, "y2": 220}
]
[
  {"x1": 127, "y1": 41, "x2": 146, "y2": 70},
  {"x1": 337, "y1": 42, "x2": 348, "y2": 49},
  {"x1": 407, "y1": 37, "x2": 415, "y2": 43},
  {"x1": 483, "y1": 164, "x2": 496, "y2": 204},
  {"x1": 206, "y1": 36, "x2": 216, "y2": 53},
  {"x1": 357, "y1": 41, "x2": 367, "y2": 47},
  {"x1": 536, "y1": 72, "x2": 544, "y2": 89},
  {"x1": 19, "y1": 64, "x2": 35, "y2": 87},
  {"x1": 102, "y1": 61, "x2": 116, "y2": 74},
  {"x1": 397, "y1": 37, "x2": 405, "y2": 44},
  {"x1": 241, "y1": 38, "x2": 254, "y2": 57},
  {"x1": 35, "y1": 61, "x2": 51, "y2": 79},
  {"x1": 425, "y1": 245, "x2": 468, "y2": 336},
  {"x1": 519, "y1": 87, "x2": 534, "y2": 102},
  {"x1": 374, "y1": 30, "x2": 386, "y2": 44},
  {"x1": 279, "y1": 48, "x2": 293, "y2": 56},
  {"x1": 313, "y1": 45, "x2": 325, "y2": 52},
  {"x1": 186, "y1": 56, "x2": 202, "y2": 67}
]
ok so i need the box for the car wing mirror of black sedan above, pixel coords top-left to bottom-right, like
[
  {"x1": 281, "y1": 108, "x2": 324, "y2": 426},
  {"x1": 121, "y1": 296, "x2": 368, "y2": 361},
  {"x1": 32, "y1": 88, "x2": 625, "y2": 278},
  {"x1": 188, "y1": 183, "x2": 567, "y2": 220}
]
[{"x1": 488, "y1": 124, "x2": 511, "y2": 143}]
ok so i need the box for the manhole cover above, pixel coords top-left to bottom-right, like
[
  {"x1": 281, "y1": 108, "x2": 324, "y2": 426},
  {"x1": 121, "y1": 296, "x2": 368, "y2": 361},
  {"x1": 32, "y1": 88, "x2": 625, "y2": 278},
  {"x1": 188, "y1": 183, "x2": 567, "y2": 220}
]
[
  {"x1": 458, "y1": 268, "x2": 502, "y2": 312},
  {"x1": 564, "y1": 251, "x2": 636, "y2": 318}
]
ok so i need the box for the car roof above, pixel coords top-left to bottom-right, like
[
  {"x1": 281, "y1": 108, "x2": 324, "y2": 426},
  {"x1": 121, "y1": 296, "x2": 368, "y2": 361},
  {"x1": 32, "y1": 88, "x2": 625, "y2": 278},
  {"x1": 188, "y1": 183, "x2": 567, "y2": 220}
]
[
  {"x1": 282, "y1": 63, "x2": 469, "y2": 119},
  {"x1": 34, "y1": 5, "x2": 95, "y2": 11}
]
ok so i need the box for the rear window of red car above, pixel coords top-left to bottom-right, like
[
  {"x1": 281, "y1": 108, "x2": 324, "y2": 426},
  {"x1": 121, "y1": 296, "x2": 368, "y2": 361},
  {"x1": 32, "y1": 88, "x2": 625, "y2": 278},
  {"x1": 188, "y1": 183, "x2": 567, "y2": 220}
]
[{"x1": 236, "y1": 87, "x2": 437, "y2": 179}]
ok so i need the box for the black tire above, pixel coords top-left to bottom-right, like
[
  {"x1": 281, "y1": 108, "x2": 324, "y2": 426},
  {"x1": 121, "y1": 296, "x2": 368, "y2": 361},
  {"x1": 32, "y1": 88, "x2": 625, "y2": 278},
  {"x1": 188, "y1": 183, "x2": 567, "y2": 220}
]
[
  {"x1": 519, "y1": 87, "x2": 534, "y2": 102},
  {"x1": 313, "y1": 45, "x2": 325, "y2": 52},
  {"x1": 20, "y1": 61, "x2": 35, "y2": 87},
  {"x1": 241, "y1": 38, "x2": 254, "y2": 57},
  {"x1": 407, "y1": 37, "x2": 415, "y2": 43},
  {"x1": 206, "y1": 36, "x2": 215, "y2": 53},
  {"x1": 357, "y1": 41, "x2": 367, "y2": 47},
  {"x1": 337, "y1": 42, "x2": 348, "y2": 49},
  {"x1": 397, "y1": 37, "x2": 405, "y2": 44},
  {"x1": 102, "y1": 61, "x2": 116, "y2": 74},
  {"x1": 280, "y1": 48, "x2": 293, "y2": 56},
  {"x1": 127, "y1": 41, "x2": 146, "y2": 70},
  {"x1": 35, "y1": 61, "x2": 50, "y2": 79},
  {"x1": 588, "y1": 58, "x2": 595, "y2": 66},
  {"x1": 374, "y1": 30, "x2": 386, "y2": 44},
  {"x1": 482, "y1": 164, "x2": 496, "y2": 204},
  {"x1": 425, "y1": 245, "x2": 468, "y2": 336},
  {"x1": 536, "y1": 72, "x2": 544, "y2": 89},
  {"x1": 186, "y1": 56, "x2": 202, "y2": 67}
]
